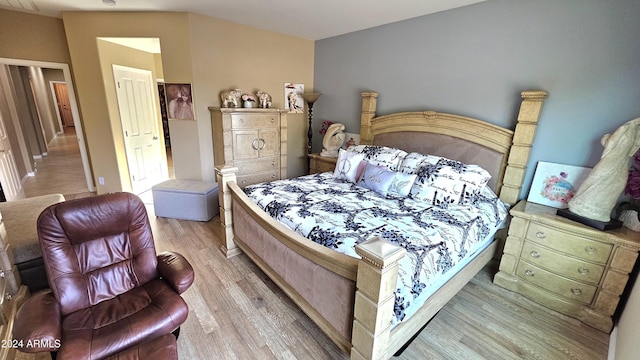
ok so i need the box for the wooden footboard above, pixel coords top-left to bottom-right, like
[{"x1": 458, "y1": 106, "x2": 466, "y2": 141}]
[{"x1": 216, "y1": 165, "x2": 496, "y2": 359}]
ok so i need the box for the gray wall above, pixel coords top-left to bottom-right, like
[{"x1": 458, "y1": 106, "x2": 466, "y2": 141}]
[{"x1": 313, "y1": 0, "x2": 640, "y2": 198}]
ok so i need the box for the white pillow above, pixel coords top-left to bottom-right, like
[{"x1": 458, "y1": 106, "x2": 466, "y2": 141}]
[
  {"x1": 387, "y1": 172, "x2": 417, "y2": 198},
  {"x1": 334, "y1": 148, "x2": 365, "y2": 183},
  {"x1": 409, "y1": 156, "x2": 491, "y2": 208},
  {"x1": 349, "y1": 145, "x2": 408, "y2": 171}
]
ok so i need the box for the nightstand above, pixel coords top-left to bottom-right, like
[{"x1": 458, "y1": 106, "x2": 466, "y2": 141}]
[
  {"x1": 494, "y1": 200, "x2": 640, "y2": 333},
  {"x1": 308, "y1": 153, "x2": 337, "y2": 174}
]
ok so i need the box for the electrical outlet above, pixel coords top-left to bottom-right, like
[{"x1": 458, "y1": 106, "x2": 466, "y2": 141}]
[{"x1": 98, "y1": 177, "x2": 105, "y2": 186}]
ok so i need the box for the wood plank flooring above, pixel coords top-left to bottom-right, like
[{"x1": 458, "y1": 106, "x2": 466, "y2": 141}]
[{"x1": 13, "y1": 131, "x2": 610, "y2": 360}]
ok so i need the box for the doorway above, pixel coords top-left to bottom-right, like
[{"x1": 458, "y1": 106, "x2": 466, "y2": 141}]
[
  {"x1": 112, "y1": 65, "x2": 167, "y2": 194},
  {"x1": 51, "y1": 82, "x2": 74, "y2": 128},
  {"x1": 0, "y1": 57, "x2": 94, "y2": 193}
]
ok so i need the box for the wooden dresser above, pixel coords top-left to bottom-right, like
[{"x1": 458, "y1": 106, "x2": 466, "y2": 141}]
[
  {"x1": 494, "y1": 200, "x2": 640, "y2": 332},
  {"x1": 210, "y1": 107, "x2": 287, "y2": 187},
  {"x1": 308, "y1": 153, "x2": 337, "y2": 174}
]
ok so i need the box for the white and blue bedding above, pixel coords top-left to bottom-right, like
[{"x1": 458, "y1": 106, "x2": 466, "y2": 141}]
[{"x1": 244, "y1": 171, "x2": 509, "y2": 326}]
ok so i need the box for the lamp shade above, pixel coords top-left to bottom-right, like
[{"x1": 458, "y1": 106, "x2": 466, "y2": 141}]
[{"x1": 302, "y1": 92, "x2": 322, "y2": 104}]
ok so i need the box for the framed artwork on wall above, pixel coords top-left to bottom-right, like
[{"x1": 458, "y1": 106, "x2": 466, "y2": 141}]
[
  {"x1": 284, "y1": 83, "x2": 304, "y2": 113},
  {"x1": 165, "y1": 83, "x2": 195, "y2": 120},
  {"x1": 527, "y1": 161, "x2": 592, "y2": 209}
]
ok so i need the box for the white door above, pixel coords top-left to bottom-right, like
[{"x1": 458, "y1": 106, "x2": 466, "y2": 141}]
[
  {"x1": 113, "y1": 65, "x2": 166, "y2": 194},
  {"x1": 0, "y1": 109, "x2": 22, "y2": 201}
]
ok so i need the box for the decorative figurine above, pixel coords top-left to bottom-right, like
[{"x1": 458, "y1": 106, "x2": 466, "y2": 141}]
[
  {"x1": 220, "y1": 89, "x2": 243, "y2": 108},
  {"x1": 256, "y1": 91, "x2": 272, "y2": 108},
  {"x1": 320, "y1": 123, "x2": 346, "y2": 157},
  {"x1": 568, "y1": 117, "x2": 640, "y2": 222}
]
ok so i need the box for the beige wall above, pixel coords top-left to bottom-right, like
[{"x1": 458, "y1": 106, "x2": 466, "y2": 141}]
[
  {"x1": 614, "y1": 275, "x2": 640, "y2": 359},
  {"x1": 96, "y1": 39, "x2": 166, "y2": 193},
  {"x1": 0, "y1": 9, "x2": 70, "y2": 64},
  {"x1": 63, "y1": 11, "x2": 314, "y2": 193}
]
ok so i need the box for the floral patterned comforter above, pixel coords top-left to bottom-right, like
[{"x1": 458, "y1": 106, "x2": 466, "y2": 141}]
[{"x1": 244, "y1": 172, "x2": 509, "y2": 325}]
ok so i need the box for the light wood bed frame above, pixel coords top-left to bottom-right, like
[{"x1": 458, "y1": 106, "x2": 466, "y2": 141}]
[{"x1": 215, "y1": 90, "x2": 548, "y2": 359}]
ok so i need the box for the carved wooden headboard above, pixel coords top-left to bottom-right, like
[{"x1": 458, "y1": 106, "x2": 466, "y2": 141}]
[{"x1": 359, "y1": 91, "x2": 549, "y2": 206}]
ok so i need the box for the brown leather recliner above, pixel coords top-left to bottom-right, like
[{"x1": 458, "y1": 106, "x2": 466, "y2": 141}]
[{"x1": 12, "y1": 192, "x2": 194, "y2": 359}]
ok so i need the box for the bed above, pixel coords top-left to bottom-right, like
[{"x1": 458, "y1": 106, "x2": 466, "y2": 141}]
[{"x1": 215, "y1": 90, "x2": 548, "y2": 359}]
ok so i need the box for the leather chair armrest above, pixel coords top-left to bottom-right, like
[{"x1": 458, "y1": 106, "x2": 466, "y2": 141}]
[
  {"x1": 12, "y1": 291, "x2": 62, "y2": 353},
  {"x1": 157, "y1": 251, "x2": 194, "y2": 294}
]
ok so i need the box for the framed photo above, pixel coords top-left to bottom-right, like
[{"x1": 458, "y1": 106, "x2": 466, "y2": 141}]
[
  {"x1": 165, "y1": 83, "x2": 195, "y2": 120},
  {"x1": 284, "y1": 82, "x2": 304, "y2": 113},
  {"x1": 527, "y1": 161, "x2": 592, "y2": 208},
  {"x1": 342, "y1": 132, "x2": 360, "y2": 149}
]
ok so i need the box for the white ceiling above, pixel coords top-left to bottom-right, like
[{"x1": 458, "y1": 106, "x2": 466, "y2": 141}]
[{"x1": 3, "y1": 0, "x2": 486, "y2": 41}]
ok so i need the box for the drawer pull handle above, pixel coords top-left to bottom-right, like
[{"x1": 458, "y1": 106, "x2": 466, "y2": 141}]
[
  {"x1": 571, "y1": 288, "x2": 582, "y2": 296},
  {"x1": 252, "y1": 138, "x2": 260, "y2": 150},
  {"x1": 271, "y1": 174, "x2": 276, "y2": 179},
  {"x1": 0, "y1": 270, "x2": 4, "y2": 278},
  {"x1": 525, "y1": 270, "x2": 535, "y2": 277},
  {"x1": 535, "y1": 231, "x2": 546, "y2": 239},
  {"x1": 270, "y1": 118, "x2": 275, "y2": 123},
  {"x1": 585, "y1": 246, "x2": 596, "y2": 254},
  {"x1": 578, "y1": 267, "x2": 590, "y2": 275},
  {"x1": 530, "y1": 251, "x2": 540, "y2": 258},
  {"x1": 241, "y1": 180, "x2": 247, "y2": 184}
]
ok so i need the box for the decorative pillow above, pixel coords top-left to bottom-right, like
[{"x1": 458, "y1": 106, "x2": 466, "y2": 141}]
[
  {"x1": 333, "y1": 148, "x2": 366, "y2": 183},
  {"x1": 387, "y1": 172, "x2": 417, "y2": 198},
  {"x1": 409, "y1": 155, "x2": 491, "y2": 208},
  {"x1": 398, "y1": 152, "x2": 430, "y2": 174},
  {"x1": 356, "y1": 162, "x2": 397, "y2": 196},
  {"x1": 349, "y1": 145, "x2": 408, "y2": 171}
]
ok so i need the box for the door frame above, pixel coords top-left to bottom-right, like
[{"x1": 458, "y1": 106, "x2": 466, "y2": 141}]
[{"x1": 0, "y1": 57, "x2": 95, "y2": 192}]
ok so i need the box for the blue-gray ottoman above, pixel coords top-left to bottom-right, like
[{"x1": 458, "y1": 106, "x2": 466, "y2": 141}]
[{"x1": 151, "y1": 180, "x2": 219, "y2": 221}]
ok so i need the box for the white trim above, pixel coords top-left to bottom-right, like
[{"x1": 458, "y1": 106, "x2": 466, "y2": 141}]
[
  {"x1": 0, "y1": 57, "x2": 95, "y2": 192},
  {"x1": 607, "y1": 325, "x2": 617, "y2": 360}
]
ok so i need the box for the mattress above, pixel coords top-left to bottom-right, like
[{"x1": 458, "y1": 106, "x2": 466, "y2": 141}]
[{"x1": 244, "y1": 172, "x2": 509, "y2": 326}]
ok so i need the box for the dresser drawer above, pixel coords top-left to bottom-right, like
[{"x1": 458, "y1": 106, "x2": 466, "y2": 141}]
[
  {"x1": 525, "y1": 222, "x2": 612, "y2": 263},
  {"x1": 522, "y1": 242, "x2": 605, "y2": 285},
  {"x1": 314, "y1": 160, "x2": 336, "y2": 173},
  {"x1": 237, "y1": 171, "x2": 279, "y2": 187},
  {"x1": 231, "y1": 114, "x2": 279, "y2": 129},
  {"x1": 235, "y1": 157, "x2": 279, "y2": 175},
  {"x1": 516, "y1": 261, "x2": 597, "y2": 304}
]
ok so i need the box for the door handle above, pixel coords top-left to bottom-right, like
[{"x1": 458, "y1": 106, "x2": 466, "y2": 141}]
[{"x1": 152, "y1": 136, "x2": 158, "y2": 140}]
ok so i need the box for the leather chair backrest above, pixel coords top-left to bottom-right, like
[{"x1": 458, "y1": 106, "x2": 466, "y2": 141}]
[{"x1": 37, "y1": 193, "x2": 158, "y2": 316}]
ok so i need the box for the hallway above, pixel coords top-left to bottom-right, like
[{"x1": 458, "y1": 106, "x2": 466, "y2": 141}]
[{"x1": 21, "y1": 128, "x2": 94, "y2": 200}]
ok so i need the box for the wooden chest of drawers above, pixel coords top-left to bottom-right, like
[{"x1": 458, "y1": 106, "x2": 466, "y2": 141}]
[
  {"x1": 210, "y1": 107, "x2": 287, "y2": 187},
  {"x1": 494, "y1": 200, "x2": 640, "y2": 333},
  {"x1": 308, "y1": 153, "x2": 337, "y2": 174}
]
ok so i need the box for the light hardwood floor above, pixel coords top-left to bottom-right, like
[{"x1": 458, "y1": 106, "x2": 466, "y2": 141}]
[{"x1": 13, "y1": 132, "x2": 610, "y2": 360}]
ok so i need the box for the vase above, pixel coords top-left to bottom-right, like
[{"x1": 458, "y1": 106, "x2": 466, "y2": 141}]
[
  {"x1": 243, "y1": 101, "x2": 254, "y2": 108},
  {"x1": 619, "y1": 209, "x2": 640, "y2": 231}
]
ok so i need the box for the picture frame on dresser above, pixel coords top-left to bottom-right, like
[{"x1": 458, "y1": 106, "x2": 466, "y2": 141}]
[{"x1": 527, "y1": 161, "x2": 592, "y2": 209}]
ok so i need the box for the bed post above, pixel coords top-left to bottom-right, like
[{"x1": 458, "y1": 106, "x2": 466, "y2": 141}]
[
  {"x1": 215, "y1": 165, "x2": 242, "y2": 258},
  {"x1": 360, "y1": 92, "x2": 379, "y2": 145},
  {"x1": 499, "y1": 90, "x2": 549, "y2": 206},
  {"x1": 351, "y1": 237, "x2": 406, "y2": 360}
]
